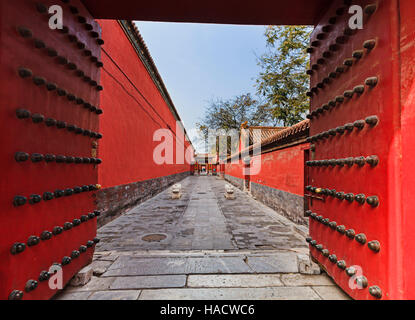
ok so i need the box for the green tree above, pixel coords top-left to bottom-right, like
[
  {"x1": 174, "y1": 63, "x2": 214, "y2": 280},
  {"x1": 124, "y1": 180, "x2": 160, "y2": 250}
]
[
  {"x1": 256, "y1": 26, "x2": 312, "y2": 126},
  {"x1": 196, "y1": 93, "x2": 269, "y2": 154},
  {"x1": 198, "y1": 93, "x2": 269, "y2": 132}
]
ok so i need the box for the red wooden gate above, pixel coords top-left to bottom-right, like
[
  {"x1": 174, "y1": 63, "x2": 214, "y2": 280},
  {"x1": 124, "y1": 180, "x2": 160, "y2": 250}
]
[
  {"x1": 0, "y1": 0, "x2": 103, "y2": 300},
  {"x1": 305, "y1": 0, "x2": 414, "y2": 300}
]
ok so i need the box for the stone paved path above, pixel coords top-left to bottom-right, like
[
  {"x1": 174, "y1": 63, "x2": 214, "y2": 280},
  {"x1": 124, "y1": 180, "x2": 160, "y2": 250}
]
[{"x1": 55, "y1": 176, "x2": 350, "y2": 300}]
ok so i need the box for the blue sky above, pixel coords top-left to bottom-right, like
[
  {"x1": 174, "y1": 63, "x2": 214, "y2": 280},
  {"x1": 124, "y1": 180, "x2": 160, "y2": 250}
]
[{"x1": 134, "y1": 22, "x2": 269, "y2": 151}]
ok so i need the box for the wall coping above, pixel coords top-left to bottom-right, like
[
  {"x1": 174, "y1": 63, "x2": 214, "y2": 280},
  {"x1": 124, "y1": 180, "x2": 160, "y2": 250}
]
[{"x1": 118, "y1": 20, "x2": 193, "y2": 147}]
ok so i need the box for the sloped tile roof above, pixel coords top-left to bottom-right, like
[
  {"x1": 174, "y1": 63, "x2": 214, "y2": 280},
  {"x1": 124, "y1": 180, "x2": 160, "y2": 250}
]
[
  {"x1": 256, "y1": 120, "x2": 309, "y2": 148},
  {"x1": 247, "y1": 126, "x2": 287, "y2": 144},
  {"x1": 228, "y1": 119, "x2": 309, "y2": 160}
]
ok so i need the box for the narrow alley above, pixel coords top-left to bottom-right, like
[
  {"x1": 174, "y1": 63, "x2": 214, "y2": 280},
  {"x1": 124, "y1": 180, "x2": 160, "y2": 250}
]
[
  {"x1": 3, "y1": 0, "x2": 415, "y2": 303},
  {"x1": 55, "y1": 177, "x2": 349, "y2": 300}
]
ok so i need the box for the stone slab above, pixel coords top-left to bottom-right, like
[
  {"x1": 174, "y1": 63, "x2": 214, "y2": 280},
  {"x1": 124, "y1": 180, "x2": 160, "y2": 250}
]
[
  {"x1": 96, "y1": 171, "x2": 189, "y2": 228},
  {"x1": 110, "y1": 275, "x2": 187, "y2": 289},
  {"x1": 67, "y1": 276, "x2": 116, "y2": 292},
  {"x1": 185, "y1": 257, "x2": 252, "y2": 274},
  {"x1": 311, "y1": 286, "x2": 351, "y2": 300},
  {"x1": 139, "y1": 287, "x2": 320, "y2": 300},
  {"x1": 297, "y1": 254, "x2": 321, "y2": 275},
  {"x1": 103, "y1": 255, "x2": 257, "y2": 276},
  {"x1": 55, "y1": 176, "x2": 347, "y2": 300},
  {"x1": 88, "y1": 290, "x2": 141, "y2": 300},
  {"x1": 245, "y1": 254, "x2": 298, "y2": 273},
  {"x1": 95, "y1": 176, "x2": 309, "y2": 252},
  {"x1": 89, "y1": 260, "x2": 114, "y2": 276},
  {"x1": 103, "y1": 256, "x2": 188, "y2": 276},
  {"x1": 54, "y1": 291, "x2": 92, "y2": 300},
  {"x1": 187, "y1": 274, "x2": 283, "y2": 288},
  {"x1": 281, "y1": 274, "x2": 335, "y2": 286},
  {"x1": 70, "y1": 266, "x2": 93, "y2": 286},
  {"x1": 95, "y1": 254, "x2": 120, "y2": 262}
]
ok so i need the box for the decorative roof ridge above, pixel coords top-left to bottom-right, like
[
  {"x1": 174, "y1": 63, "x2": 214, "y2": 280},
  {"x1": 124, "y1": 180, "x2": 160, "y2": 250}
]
[
  {"x1": 247, "y1": 126, "x2": 287, "y2": 129},
  {"x1": 228, "y1": 119, "x2": 310, "y2": 160},
  {"x1": 257, "y1": 119, "x2": 309, "y2": 148}
]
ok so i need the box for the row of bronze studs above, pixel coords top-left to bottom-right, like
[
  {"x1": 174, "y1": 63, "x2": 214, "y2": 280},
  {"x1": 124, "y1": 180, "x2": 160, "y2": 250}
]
[
  {"x1": 305, "y1": 186, "x2": 379, "y2": 207},
  {"x1": 8, "y1": 238, "x2": 99, "y2": 300},
  {"x1": 312, "y1": 0, "x2": 377, "y2": 33},
  {"x1": 306, "y1": 236, "x2": 382, "y2": 299},
  {"x1": 16, "y1": 108, "x2": 103, "y2": 137},
  {"x1": 15, "y1": 152, "x2": 102, "y2": 165},
  {"x1": 35, "y1": 2, "x2": 104, "y2": 46},
  {"x1": 58, "y1": 25, "x2": 104, "y2": 67},
  {"x1": 307, "y1": 39, "x2": 376, "y2": 96},
  {"x1": 307, "y1": 2, "x2": 377, "y2": 52},
  {"x1": 65, "y1": 1, "x2": 105, "y2": 44},
  {"x1": 307, "y1": 34, "x2": 376, "y2": 74},
  {"x1": 13, "y1": 184, "x2": 100, "y2": 207},
  {"x1": 18, "y1": 66, "x2": 102, "y2": 93},
  {"x1": 307, "y1": 116, "x2": 378, "y2": 139},
  {"x1": 17, "y1": 68, "x2": 103, "y2": 115},
  {"x1": 307, "y1": 77, "x2": 378, "y2": 113},
  {"x1": 308, "y1": 38, "x2": 376, "y2": 75},
  {"x1": 16, "y1": 26, "x2": 102, "y2": 87},
  {"x1": 59, "y1": 27, "x2": 104, "y2": 67},
  {"x1": 305, "y1": 211, "x2": 380, "y2": 252},
  {"x1": 306, "y1": 155, "x2": 379, "y2": 168},
  {"x1": 14, "y1": 3, "x2": 101, "y2": 298},
  {"x1": 10, "y1": 211, "x2": 100, "y2": 255},
  {"x1": 306, "y1": 2, "x2": 363, "y2": 36}
]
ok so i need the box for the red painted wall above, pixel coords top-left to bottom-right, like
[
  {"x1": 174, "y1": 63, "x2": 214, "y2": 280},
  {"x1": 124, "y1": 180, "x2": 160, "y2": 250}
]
[
  {"x1": 251, "y1": 144, "x2": 308, "y2": 196},
  {"x1": 97, "y1": 21, "x2": 193, "y2": 188},
  {"x1": 224, "y1": 142, "x2": 308, "y2": 196},
  {"x1": 0, "y1": 0, "x2": 100, "y2": 300},
  {"x1": 224, "y1": 160, "x2": 245, "y2": 180},
  {"x1": 400, "y1": 0, "x2": 415, "y2": 299},
  {"x1": 307, "y1": 0, "x2": 402, "y2": 300}
]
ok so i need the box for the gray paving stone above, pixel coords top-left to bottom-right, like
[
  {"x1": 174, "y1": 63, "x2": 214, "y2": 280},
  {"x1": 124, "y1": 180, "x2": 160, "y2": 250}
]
[
  {"x1": 88, "y1": 290, "x2": 141, "y2": 300},
  {"x1": 281, "y1": 274, "x2": 335, "y2": 286},
  {"x1": 67, "y1": 276, "x2": 116, "y2": 292},
  {"x1": 186, "y1": 257, "x2": 252, "y2": 274},
  {"x1": 139, "y1": 287, "x2": 320, "y2": 300},
  {"x1": 245, "y1": 254, "x2": 298, "y2": 273},
  {"x1": 110, "y1": 275, "x2": 187, "y2": 289},
  {"x1": 104, "y1": 255, "x2": 255, "y2": 276},
  {"x1": 311, "y1": 286, "x2": 351, "y2": 300},
  {"x1": 54, "y1": 291, "x2": 92, "y2": 300},
  {"x1": 55, "y1": 176, "x2": 348, "y2": 300},
  {"x1": 103, "y1": 256, "x2": 188, "y2": 276},
  {"x1": 89, "y1": 260, "x2": 114, "y2": 276},
  {"x1": 70, "y1": 266, "x2": 93, "y2": 286},
  {"x1": 187, "y1": 274, "x2": 283, "y2": 288},
  {"x1": 95, "y1": 176, "x2": 306, "y2": 252}
]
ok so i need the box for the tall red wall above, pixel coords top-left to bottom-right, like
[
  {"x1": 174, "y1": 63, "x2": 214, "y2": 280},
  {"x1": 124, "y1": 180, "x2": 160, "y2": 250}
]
[
  {"x1": 97, "y1": 20, "x2": 192, "y2": 188},
  {"x1": 400, "y1": 0, "x2": 415, "y2": 299},
  {"x1": 224, "y1": 160, "x2": 245, "y2": 181},
  {"x1": 250, "y1": 144, "x2": 307, "y2": 196},
  {"x1": 225, "y1": 143, "x2": 308, "y2": 196}
]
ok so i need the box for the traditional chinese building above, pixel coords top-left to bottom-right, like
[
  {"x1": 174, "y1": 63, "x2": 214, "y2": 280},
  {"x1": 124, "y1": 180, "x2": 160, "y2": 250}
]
[
  {"x1": 193, "y1": 153, "x2": 218, "y2": 175},
  {"x1": 2, "y1": 0, "x2": 415, "y2": 300}
]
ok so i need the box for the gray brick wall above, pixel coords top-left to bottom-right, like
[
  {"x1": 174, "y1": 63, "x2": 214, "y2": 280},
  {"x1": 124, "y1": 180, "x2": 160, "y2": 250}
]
[
  {"x1": 224, "y1": 175, "x2": 307, "y2": 226},
  {"x1": 224, "y1": 174, "x2": 244, "y2": 190},
  {"x1": 95, "y1": 171, "x2": 190, "y2": 227},
  {"x1": 250, "y1": 182, "x2": 307, "y2": 226}
]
